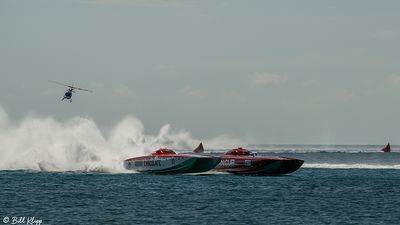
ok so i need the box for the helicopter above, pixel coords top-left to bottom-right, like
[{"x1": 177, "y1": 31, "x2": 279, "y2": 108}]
[{"x1": 48, "y1": 80, "x2": 93, "y2": 103}]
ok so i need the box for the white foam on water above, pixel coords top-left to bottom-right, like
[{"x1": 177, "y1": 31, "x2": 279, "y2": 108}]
[
  {"x1": 0, "y1": 106, "x2": 242, "y2": 172},
  {"x1": 304, "y1": 163, "x2": 400, "y2": 169}
]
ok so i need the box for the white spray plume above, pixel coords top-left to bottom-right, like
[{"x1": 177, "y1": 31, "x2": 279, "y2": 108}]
[{"x1": 0, "y1": 106, "x2": 243, "y2": 172}]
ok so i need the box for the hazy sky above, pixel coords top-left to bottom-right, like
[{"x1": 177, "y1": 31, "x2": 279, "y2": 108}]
[{"x1": 1, "y1": 0, "x2": 399, "y2": 144}]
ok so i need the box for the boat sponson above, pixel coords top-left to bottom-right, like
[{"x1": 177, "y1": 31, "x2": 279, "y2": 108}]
[
  {"x1": 139, "y1": 158, "x2": 198, "y2": 174},
  {"x1": 183, "y1": 157, "x2": 221, "y2": 173},
  {"x1": 235, "y1": 158, "x2": 304, "y2": 175}
]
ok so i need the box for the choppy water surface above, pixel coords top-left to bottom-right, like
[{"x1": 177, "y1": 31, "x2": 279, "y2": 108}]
[
  {"x1": 1, "y1": 144, "x2": 400, "y2": 224},
  {"x1": 1, "y1": 166, "x2": 399, "y2": 225}
]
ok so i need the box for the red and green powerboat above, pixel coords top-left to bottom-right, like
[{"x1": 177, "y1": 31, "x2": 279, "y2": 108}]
[
  {"x1": 124, "y1": 144, "x2": 220, "y2": 174},
  {"x1": 214, "y1": 147, "x2": 304, "y2": 175}
]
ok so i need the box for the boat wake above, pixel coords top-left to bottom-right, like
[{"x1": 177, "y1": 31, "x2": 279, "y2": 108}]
[
  {"x1": 1, "y1": 106, "x2": 398, "y2": 173},
  {"x1": 0, "y1": 106, "x2": 242, "y2": 172},
  {"x1": 303, "y1": 163, "x2": 400, "y2": 170}
]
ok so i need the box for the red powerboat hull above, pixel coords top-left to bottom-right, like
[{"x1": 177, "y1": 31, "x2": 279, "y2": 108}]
[{"x1": 214, "y1": 148, "x2": 304, "y2": 175}]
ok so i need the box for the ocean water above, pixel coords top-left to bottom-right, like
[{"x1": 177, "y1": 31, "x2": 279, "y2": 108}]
[{"x1": 1, "y1": 145, "x2": 400, "y2": 225}]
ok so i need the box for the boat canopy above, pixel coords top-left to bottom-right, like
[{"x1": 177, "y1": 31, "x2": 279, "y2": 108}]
[
  {"x1": 151, "y1": 148, "x2": 177, "y2": 155},
  {"x1": 225, "y1": 147, "x2": 252, "y2": 155}
]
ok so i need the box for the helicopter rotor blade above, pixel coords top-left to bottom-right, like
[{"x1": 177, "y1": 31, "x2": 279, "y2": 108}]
[
  {"x1": 48, "y1": 80, "x2": 74, "y2": 89},
  {"x1": 48, "y1": 80, "x2": 93, "y2": 92},
  {"x1": 74, "y1": 87, "x2": 93, "y2": 92}
]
